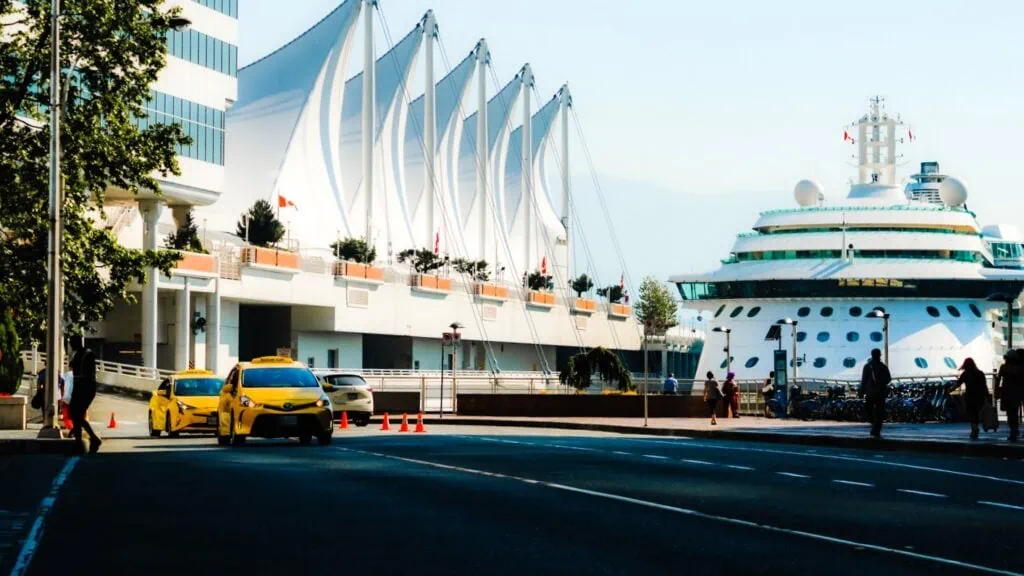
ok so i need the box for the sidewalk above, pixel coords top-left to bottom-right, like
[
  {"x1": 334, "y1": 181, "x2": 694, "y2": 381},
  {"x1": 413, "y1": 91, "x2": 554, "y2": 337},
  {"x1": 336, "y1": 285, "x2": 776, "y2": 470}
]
[{"x1": 405, "y1": 415, "x2": 1024, "y2": 459}]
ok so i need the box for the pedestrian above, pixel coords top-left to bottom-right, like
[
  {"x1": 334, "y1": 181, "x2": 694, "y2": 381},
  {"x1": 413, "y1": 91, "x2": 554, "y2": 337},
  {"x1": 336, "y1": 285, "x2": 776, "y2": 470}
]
[
  {"x1": 761, "y1": 371, "x2": 775, "y2": 418},
  {"x1": 662, "y1": 372, "x2": 678, "y2": 395},
  {"x1": 859, "y1": 348, "x2": 891, "y2": 439},
  {"x1": 703, "y1": 371, "x2": 722, "y2": 425},
  {"x1": 995, "y1": 349, "x2": 1023, "y2": 442},
  {"x1": 722, "y1": 371, "x2": 740, "y2": 418},
  {"x1": 949, "y1": 357, "x2": 990, "y2": 440},
  {"x1": 69, "y1": 335, "x2": 102, "y2": 454}
]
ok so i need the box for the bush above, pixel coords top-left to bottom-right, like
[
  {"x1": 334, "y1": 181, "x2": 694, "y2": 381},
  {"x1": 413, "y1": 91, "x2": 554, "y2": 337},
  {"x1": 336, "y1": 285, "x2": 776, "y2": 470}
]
[
  {"x1": 331, "y1": 237, "x2": 377, "y2": 264},
  {"x1": 527, "y1": 270, "x2": 554, "y2": 292},
  {"x1": 165, "y1": 208, "x2": 206, "y2": 253},
  {"x1": 397, "y1": 248, "x2": 444, "y2": 274},
  {"x1": 0, "y1": 307, "x2": 23, "y2": 396},
  {"x1": 236, "y1": 199, "x2": 284, "y2": 248},
  {"x1": 596, "y1": 284, "x2": 625, "y2": 304},
  {"x1": 571, "y1": 274, "x2": 594, "y2": 298},
  {"x1": 453, "y1": 258, "x2": 490, "y2": 282}
]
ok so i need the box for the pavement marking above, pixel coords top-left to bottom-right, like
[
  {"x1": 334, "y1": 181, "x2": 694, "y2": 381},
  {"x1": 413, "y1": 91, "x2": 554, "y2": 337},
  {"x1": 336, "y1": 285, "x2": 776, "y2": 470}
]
[
  {"x1": 777, "y1": 472, "x2": 811, "y2": 479},
  {"x1": 725, "y1": 464, "x2": 755, "y2": 471},
  {"x1": 978, "y1": 501, "x2": 1024, "y2": 512},
  {"x1": 898, "y1": 489, "x2": 947, "y2": 498},
  {"x1": 339, "y1": 447, "x2": 1021, "y2": 576},
  {"x1": 9, "y1": 457, "x2": 80, "y2": 576},
  {"x1": 642, "y1": 454, "x2": 669, "y2": 460},
  {"x1": 832, "y1": 480, "x2": 874, "y2": 488},
  {"x1": 680, "y1": 459, "x2": 714, "y2": 466},
  {"x1": 553, "y1": 444, "x2": 601, "y2": 453},
  {"x1": 611, "y1": 450, "x2": 630, "y2": 456}
]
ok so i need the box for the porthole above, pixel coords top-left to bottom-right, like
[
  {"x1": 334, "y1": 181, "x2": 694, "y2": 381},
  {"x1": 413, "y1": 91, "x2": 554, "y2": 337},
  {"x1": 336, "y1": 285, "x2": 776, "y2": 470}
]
[
  {"x1": 872, "y1": 306, "x2": 886, "y2": 314},
  {"x1": 843, "y1": 357, "x2": 857, "y2": 368},
  {"x1": 816, "y1": 331, "x2": 830, "y2": 343},
  {"x1": 796, "y1": 331, "x2": 808, "y2": 343},
  {"x1": 820, "y1": 306, "x2": 834, "y2": 317},
  {"x1": 969, "y1": 304, "x2": 982, "y2": 318},
  {"x1": 870, "y1": 331, "x2": 883, "y2": 342},
  {"x1": 719, "y1": 357, "x2": 735, "y2": 370},
  {"x1": 846, "y1": 331, "x2": 859, "y2": 342},
  {"x1": 797, "y1": 307, "x2": 811, "y2": 318},
  {"x1": 943, "y1": 357, "x2": 957, "y2": 370},
  {"x1": 714, "y1": 304, "x2": 727, "y2": 318},
  {"x1": 813, "y1": 357, "x2": 827, "y2": 368},
  {"x1": 790, "y1": 357, "x2": 805, "y2": 368},
  {"x1": 926, "y1": 306, "x2": 940, "y2": 318},
  {"x1": 745, "y1": 357, "x2": 759, "y2": 369},
  {"x1": 747, "y1": 306, "x2": 762, "y2": 318},
  {"x1": 914, "y1": 357, "x2": 928, "y2": 369},
  {"x1": 730, "y1": 306, "x2": 744, "y2": 318},
  {"x1": 849, "y1": 306, "x2": 863, "y2": 317},
  {"x1": 946, "y1": 305, "x2": 961, "y2": 318}
]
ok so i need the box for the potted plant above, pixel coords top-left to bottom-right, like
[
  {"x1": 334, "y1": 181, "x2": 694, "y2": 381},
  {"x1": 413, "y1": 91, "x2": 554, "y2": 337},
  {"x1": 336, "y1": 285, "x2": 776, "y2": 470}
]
[
  {"x1": 598, "y1": 284, "x2": 631, "y2": 317},
  {"x1": 527, "y1": 270, "x2": 555, "y2": 307},
  {"x1": 166, "y1": 208, "x2": 216, "y2": 275},
  {"x1": 0, "y1": 306, "x2": 26, "y2": 430},
  {"x1": 459, "y1": 259, "x2": 508, "y2": 300},
  {"x1": 400, "y1": 248, "x2": 451, "y2": 292},
  {"x1": 571, "y1": 273, "x2": 596, "y2": 313},
  {"x1": 236, "y1": 200, "x2": 298, "y2": 269},
  {"x1": 331, "y1": 237, "x2": 382, "y2": 281}
]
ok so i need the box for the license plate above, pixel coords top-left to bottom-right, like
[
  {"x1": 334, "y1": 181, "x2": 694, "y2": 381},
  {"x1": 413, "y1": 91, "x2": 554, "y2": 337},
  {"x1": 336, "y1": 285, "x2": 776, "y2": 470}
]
[
  {"x1": 278, "y1": 415, "x2": 299, "y2": 426},
  {"x1": 347, "y1": 393, "x2": 360, "y2": 400},
  {"x1": 206, "y1": 416, "x2": 217, "y2": 426}
]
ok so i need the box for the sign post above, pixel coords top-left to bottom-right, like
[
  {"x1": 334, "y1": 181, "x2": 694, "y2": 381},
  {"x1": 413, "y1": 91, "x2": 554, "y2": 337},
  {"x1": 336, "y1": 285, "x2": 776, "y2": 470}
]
[{"x1": 773, "y1": 349, "x2": 788, "y2": 418}]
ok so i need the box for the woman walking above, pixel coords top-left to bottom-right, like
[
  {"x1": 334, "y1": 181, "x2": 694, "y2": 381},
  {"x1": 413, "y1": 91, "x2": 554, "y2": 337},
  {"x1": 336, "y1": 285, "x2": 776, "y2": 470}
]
[
  {"x1": 703, "y1": 371, "x2": 723, "y2": 425},
  {"x1": 722, "y1": 372, "x2": 740, "y2": 418},
  {"x1": 761, "y1": 371, "x2": 775, "y2": 418},
  {"x1": 951, "y1": 358, "x2": 990, "y2": 440}
]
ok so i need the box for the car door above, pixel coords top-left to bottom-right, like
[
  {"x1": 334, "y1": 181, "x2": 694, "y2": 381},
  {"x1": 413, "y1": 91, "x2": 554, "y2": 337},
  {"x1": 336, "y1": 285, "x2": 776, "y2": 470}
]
[
  {"x1": 218, "y1": 368, "x2": 238, "y2": 434},
  {"x1": 153, "y1": 379, "x2": 171, "y2": 428}
]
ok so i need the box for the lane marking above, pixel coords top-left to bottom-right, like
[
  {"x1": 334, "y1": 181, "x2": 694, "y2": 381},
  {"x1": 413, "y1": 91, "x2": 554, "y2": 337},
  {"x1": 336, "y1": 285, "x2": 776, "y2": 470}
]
[
  {"x1": 680, "y1": 459, "x2": 714, "y2": 466},
  {"x1": 642, "y1": 454, "x2": 669, "y2": 460},
  {"x1": 553, "y1": 444, "x2": 601, "y2": 453},
  {"x1": 898, "y1": 489, "x2": 947, "y2": 498},
  {"x1": 833, "y1": 480, "x2": 874, "y2": 488},
  {"x1": 339, "y1": 448, "x2": 1020, "y2": 576},
  {"x1": 979, "y1": 501, "x2": 1024, "y2": 512},
  {"x1": 725, "y1": 464, "x2": 755, "y2": 471},
  {"x1": 10, "y1": 457, "x2": 80, "y2": 576},
  {"x1": 611, "y1": 450, "x2": 630, "y2": 456},
  {"x1": 777, "y1": 472, "x2": 811, "y2": 479}
]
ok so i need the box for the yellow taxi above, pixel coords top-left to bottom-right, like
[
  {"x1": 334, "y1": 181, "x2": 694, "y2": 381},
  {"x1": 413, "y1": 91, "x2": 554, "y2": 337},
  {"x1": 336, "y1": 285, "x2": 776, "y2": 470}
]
[
  {"x1": 149, "y1": 369, "x2": 225, "y2": 437},
  {"x1": 216, "y1": 356, "x2": 333, "y2": 446}
]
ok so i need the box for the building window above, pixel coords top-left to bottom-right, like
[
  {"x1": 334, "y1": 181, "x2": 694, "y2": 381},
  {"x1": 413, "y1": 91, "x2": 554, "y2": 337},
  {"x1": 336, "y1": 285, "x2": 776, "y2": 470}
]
[
  {"x1": 137, "y1": 91, "x2": 227, "y2": 166},
  {"x1": 327, "y1": 349, "x2": 339, "y2": 369},
  {"x1": 307, "y1": 357, "x2": 315, "y2": 368},
  {"x1": 797, "y1": 306, "x2": 810, "y2": 318},
  {"x1": 843, "y1": 357, "x2": 857, "y2": 368},
  {"x1": 914, "y1": 357, "x2": 928, "y2": 369},
  {"x1": 166, "y1": 26, "x2": 238, "y2": 77},
  {"x1": 813, "y1": 357, "x2": 827, "y2": 368},
  {"x1": 969, "y1": 303, "x2": 982, "y2": 318},
  {"x1": 946, "y1": 305, "x2": 961, "y2": 318},
  {"x1": 714, "y1": 304, "x2": 726, "y2": 318},
  {"x1": 870, "y1": 331, "x2": 883, "y2": 342},
  {"x1": 816, "y1": 331, "x2": 830, "y2": 343},
  {"x1": 796, "y1": 331, "x2": 807, "y2": 343},
  {"x1": 745, "y1": 357, "x2": 759, "y2": 369},
  {"x1": 926, "y1": 306, "x2": 940, "y2": 318},
  {"x1": 747, "y1": 306, "x2": 762, "y2": 318},
  {"x1": 191, "y1": 0, "x2": 239, "y2": 18},
  {"x1": 849, "y1": 306, "x2": 863, "y2": 317},
  {"x1": 943, "y1": 357, "x2": 957, "y2": 370},
  {"x1": 729, "y1": 306, "x2": 744, "y2": 318},
  {"x1": 846, "y1": 331, "x2": 859, "y2": 342}
]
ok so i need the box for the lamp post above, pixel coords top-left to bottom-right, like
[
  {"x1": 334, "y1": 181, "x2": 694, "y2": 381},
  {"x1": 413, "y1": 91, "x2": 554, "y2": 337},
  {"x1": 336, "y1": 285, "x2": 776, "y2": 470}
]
[
  {"x1": 776, "y1": 318, "x2": 799, "y2": 380},
  {"x1": 711, "y1": 326, "x2": 731, "y2": 374},
  {"x1": 867, "y1": 310, "x2": 891, "y2": 365}
]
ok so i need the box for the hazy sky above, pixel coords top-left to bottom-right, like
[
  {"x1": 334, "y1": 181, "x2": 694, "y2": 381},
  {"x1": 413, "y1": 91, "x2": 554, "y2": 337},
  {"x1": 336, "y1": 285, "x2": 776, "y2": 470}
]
[{"x1": 238, "y1": 0, "x2": 1024, "y2": 294}]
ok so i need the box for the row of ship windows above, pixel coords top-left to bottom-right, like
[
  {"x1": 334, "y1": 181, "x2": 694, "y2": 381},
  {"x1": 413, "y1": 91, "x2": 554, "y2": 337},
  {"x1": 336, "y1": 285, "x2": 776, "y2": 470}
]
[
  {"x1": 721, "y1": 356, "x2": 958, "y2": 371},
  {"x1": 730, "y1": 250, "x2": 982, "y2": 263},
  {"x1": 714, "y1": 303, "x2": 983, "y2": 320}
]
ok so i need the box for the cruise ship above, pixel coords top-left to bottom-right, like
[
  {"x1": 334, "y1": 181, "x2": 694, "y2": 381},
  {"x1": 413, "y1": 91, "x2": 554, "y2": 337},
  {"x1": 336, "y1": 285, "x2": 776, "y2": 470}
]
[{"x1": 671, "y1": 98, "x2": 1024, "y2": 383}]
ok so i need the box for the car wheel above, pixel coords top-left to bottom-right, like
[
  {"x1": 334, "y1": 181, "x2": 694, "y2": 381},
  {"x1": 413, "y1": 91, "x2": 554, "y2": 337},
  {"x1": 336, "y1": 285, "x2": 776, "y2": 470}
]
[
  {"x1": 357, "y1": 415, "x2": 370, "y2": 427},
  {"x1": 299, "y1": 433, "x2": 312, "y2": 445},
  {"x1": 316, "y1": 432, "x2": 333, "y2": 445},
  {"x1": 166, "y1": 412, "x2": 180, "y2": 438},
  {"x1": 148, "y1": 411, "x2": 161, "y2": 437},
  {"x1": 216, "y1": 413, "x2": 230, "y2": 446},
  {"x1": 230, "y1": 412, "x2": 246, "y2": 446}
]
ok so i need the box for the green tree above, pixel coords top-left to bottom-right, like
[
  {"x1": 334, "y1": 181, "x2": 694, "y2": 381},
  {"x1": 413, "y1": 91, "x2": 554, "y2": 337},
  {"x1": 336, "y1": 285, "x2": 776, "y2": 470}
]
[
  {"x1": 559, "y1": 347, "x2": 633, "y2": 392},
  {"x1": 0, "y1": 0, "x2": 187, "y2": 343},
  {"x1": 330, "y1": 236, "x2": 376, "y2": 264},
  {"x1": 453, "y1": 258, "x2": 490, "y2": 282},
  {"x1": 596, "y1": 284, "x2": 625, "y2": 304},
  {"x1": 636, "y1": 276, "x2": 679, "y2": 334},
  {"x1": 165, "y1": 208, "x2": 206, "y2": 253},
  {"x1": 236, "y1": 199, "x2": 284, "y2": 248},
  {"x1": 397, "y1": 248, "x2": 444, "y2": 274},
  {"x1": 527, "y1": 270, "x2": 554, "y2": 292},
  {"x1": 0, "y1": 307, "x2": 23, "y2": 396},
  {"x1": 571, "y1": 274, "x2": 594, "y2": 298}
]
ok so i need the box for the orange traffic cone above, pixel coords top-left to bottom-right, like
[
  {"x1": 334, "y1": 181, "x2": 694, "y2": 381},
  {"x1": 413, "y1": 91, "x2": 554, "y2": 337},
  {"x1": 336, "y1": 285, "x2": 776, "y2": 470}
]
[
  {"x1": 339, "y1": 411, "x2": 349, "y2": 430},
  {"x1": 61, "y1": 405, "x2": 72, "y2": 429},
  {"x1": 414, "y1": 413, "x2": 426, "y2": 433},
  {"x1": 380, "y1": 412, "x2": 391, "y2": 431},
  {"x1": 107, "y1": 412, "x2": 117, "y2": 429},
  {"x1": 399, "y1": 413, "x2": 409, "y2": 432}
]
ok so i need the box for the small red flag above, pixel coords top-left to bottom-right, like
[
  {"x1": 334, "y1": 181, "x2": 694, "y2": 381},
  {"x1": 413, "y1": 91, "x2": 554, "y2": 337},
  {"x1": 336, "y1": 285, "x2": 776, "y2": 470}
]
[
  {"x1": 541, "y1": 257, "x2": 547, "y2": 275},
  {"x1": 278, "y1": 194, "x2": 297, "y2": 209},
  {"x1": 843, "y1": 130, "x2": 850, "y2": 141},
  {"x1": 619, "y1": 274, "x2": 625, "y2": 289},
  {"x1": 908, "y1": 128, "x2": 914, "y2": 141},
  {"x1": 433, "y1": 231, "x2": 440, "y2": 255}
]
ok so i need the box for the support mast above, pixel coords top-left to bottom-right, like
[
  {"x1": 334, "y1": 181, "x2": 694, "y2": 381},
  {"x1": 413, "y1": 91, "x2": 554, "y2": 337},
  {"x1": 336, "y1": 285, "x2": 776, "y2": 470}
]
[
  {"x1": 362, "y1": 0, "x2": 376, "y2": 248},
  {"x1": 422, "y1": 11, "x2": 437, "y2": 249},
  {"x1": 476, "y1": 40, "x2": 490, "y2": 262}
]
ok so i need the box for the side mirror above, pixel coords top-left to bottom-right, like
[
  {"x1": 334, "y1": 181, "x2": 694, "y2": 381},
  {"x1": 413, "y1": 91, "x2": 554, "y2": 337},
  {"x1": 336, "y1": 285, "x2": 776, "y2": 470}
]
[
  {"x1": 322, "y1": 383, "x2": 337, "y2": 393},
  {"x1": 157, "y1": 388, "x2": 170, "y2": 398}
]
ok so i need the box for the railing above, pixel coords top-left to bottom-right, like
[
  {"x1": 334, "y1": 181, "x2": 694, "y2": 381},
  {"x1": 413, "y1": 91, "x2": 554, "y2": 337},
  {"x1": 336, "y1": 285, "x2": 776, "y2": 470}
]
[{"x1": 21, "y1": 351, "x2": 174, "y2": 382}]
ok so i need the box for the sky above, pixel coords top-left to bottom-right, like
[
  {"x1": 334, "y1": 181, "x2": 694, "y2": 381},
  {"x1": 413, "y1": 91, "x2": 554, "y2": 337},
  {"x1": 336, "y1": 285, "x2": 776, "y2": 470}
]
[{"x1": 238, "y1": 0, "x2": 1024, "y2": 299}]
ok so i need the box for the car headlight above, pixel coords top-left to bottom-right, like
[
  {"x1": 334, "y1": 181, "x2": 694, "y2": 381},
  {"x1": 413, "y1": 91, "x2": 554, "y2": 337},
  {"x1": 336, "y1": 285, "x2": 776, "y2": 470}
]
[
  {"x1": 316, "y1": 394, "x2": 331, "y2": 408},
  {"x1": 176, "y1": 400, "x2": 194, "y2": 412},
  {"x1": 240, "y1": 395, "x2": 257, "y2": 408}
]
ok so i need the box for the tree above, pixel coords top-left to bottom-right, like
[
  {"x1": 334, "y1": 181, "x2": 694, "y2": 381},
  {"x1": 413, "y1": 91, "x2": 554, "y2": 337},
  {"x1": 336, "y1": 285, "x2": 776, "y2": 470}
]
[
  {"x1": 165, "y1": 208, "x2": 206, "y2": 253},
  {"x1": 0, "y1": 307, "x2": 23, "y2": 396},
  {"x1": 330, "y1": 237, "x2": 376, "y2": 264},
  {"x1": 527, "y1": 270, "x2": 554, "y2": 292},
  {"x1": 559, "y1": 347, "x2": 633, "y2": 392},
  {"x1": 397, "y1": 248, "x2": 444, "y2": 274},
  {"x1": 636, "y1": 276, "x2": 679, "y2": 334},
  {"x1": 453, "y1": 258, "x2": 490, "y2": 282},
  {"x1": 596, "y1": 284, "x2": 625, "y2": 304},
  {"x1": 571, "y1": 274, "x2": 594, "y2": 298},
  {"x1": 236, "y1": 199, "x2": 284, "y2": 248},
  {"x1": 0, "y1": 1, "x2": 187, "y2": 343}
]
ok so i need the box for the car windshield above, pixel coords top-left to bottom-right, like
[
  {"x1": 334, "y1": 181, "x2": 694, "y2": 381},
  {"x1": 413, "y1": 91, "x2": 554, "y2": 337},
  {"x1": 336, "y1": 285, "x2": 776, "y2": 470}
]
[
  {"x1": 323, "y1": 375, "x2": 368, "y2": 387},
  {"x1": 174, "y1": 378, "x2": 224, "y2": 396},
  {"x1": 242, "y1": 367, "x2": 320, "y2": 388}
]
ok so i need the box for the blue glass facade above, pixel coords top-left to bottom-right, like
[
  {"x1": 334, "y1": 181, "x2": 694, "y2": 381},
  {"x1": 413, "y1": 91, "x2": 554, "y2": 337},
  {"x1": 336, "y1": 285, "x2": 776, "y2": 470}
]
[
  {"x1": 166, "y1": 28, "x2": 237, "y2": 77},
  {"x1": 191, "y1": 0, "x2": 239, "y2": 18},
  {"x1": 134, "y1": 91, "x2": 226, "y2": 166}
]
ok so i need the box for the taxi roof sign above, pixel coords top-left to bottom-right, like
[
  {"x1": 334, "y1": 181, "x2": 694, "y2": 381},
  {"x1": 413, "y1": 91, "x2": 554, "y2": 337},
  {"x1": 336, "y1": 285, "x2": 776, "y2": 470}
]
[
  {"x1": 250, "y1": 356, "x2": 295, "y2": 365},
  {"x1": 175, "y1": 369, "x2": 215, "y2": 376}
]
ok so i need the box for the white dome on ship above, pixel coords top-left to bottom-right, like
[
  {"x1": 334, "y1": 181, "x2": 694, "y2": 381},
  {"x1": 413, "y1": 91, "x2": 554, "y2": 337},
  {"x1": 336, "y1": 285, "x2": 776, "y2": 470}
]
[
  {"x1": 794, "y1": 179, "x2": 824, "y2": 207},
  {"x1": 939, "y1": 177, "x2": 968, "y2": 207}
]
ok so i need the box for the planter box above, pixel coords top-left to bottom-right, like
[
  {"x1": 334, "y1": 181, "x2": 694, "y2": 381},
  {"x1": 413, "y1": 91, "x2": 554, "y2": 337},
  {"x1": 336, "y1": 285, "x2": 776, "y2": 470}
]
[
  {"x1": 334, "y1": 261, "x2": 385, "y2": 284},
  {"x1": 609, "y1": 303, "x2": 632, "y2": 318},
  {"x1": 0, "y1": 395, "x2": 27, "y2": 430},
  {"x1": 241, "y1": 246, "x2": 300, "y2": 272},
  {"x1": 573, "y1": 297, "x2": 597, "y2": 314},
  {"x1": 527, "y1": 291, "x2": 556, "y2": 308},
  {"x1": 474, "y1": 283, "x2": 509, "y2": 301},
  {"x1": 173, "y1": 251, "x2": 217, "y2": 276},
  {"x1": 411, "y1": 274, "x2": 453, "y2": 294}
]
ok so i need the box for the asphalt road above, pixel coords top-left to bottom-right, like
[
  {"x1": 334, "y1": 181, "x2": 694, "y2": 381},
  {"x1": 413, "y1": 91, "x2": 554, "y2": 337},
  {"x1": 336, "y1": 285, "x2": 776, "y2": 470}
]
[{"x1": 4, "y1": 420, "x2": 1024, "y2": 576}]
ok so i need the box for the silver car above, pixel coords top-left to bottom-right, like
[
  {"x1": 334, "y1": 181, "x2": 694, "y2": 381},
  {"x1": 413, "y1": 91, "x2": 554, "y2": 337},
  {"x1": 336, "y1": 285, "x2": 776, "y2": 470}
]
[{"x1": 320, "y1": 373, "x2": 374, "y2": 426}]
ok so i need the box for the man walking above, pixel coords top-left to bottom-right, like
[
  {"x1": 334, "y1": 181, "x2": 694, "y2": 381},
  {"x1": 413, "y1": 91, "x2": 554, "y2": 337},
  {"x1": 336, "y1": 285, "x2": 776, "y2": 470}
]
[
  {"x1": 995, "y1": 349, "x2": 1023, "y2": 442},
  {"x1": 662, "y1": 372, "x2": 678, "y2": 395},
  {"x1": 69, "y1": 335, "x2": 102, "y2": 454},
  {"x1": 860, "y1": 348, "x2": 891, "y2": 439}
]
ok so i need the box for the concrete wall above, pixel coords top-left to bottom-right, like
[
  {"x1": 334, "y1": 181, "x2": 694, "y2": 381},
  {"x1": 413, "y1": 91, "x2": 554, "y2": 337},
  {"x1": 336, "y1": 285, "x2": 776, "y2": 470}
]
[{"x1": 293, "y1": 332, "x2": 363, "y2": 369}]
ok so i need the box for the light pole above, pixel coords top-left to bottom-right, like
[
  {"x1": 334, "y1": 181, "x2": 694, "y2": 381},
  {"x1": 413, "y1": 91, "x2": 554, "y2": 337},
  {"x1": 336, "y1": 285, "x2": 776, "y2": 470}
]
[
  {"x1": 711, "y1": 326, "x2": 731, "y2": 375},
  {"x1": 867, "y1": 310, "x2": 891, "y2": 365},
  {"x1": 449, "y1": 322, "x2": 463, "y2": 415},
  {"x1": 777, "y1": 318, "x2": 799, "y2": 380}
]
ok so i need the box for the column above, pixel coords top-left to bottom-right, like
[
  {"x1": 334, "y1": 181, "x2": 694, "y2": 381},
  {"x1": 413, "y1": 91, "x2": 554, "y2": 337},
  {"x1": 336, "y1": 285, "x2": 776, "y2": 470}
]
[
  {"x1": 206, "y1": 281, "x2": 221, "y2": 373},
  {"x1": 140, "y1": 200, "x2": 164, "y2": 370},
  {"x1": 174, "y1": 278, "x2": 190, "y2": 371},
  {"x1": 422, "y1": 11, "x2": 436, "y2": 249}
]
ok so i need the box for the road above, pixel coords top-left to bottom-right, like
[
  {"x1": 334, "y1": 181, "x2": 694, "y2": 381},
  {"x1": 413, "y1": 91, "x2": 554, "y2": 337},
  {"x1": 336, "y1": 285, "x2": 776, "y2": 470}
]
[{"x1": 4, "y1": 398, "x2": 1024, "y2": 575}]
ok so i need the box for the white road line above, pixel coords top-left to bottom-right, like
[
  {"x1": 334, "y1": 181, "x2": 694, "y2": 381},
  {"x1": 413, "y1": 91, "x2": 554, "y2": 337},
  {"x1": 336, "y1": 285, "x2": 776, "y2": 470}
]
[
  {"x1": 978, "y1": 501, "x2": 1024, "y2": 512},
  {"x1": 9, "y1": 457, "x2": 80, "y2": 576},
  {"x1": 777, "y1": 472, "x2": 811, "y2": 479},
  {"x1": 643, "y1": 454, "x2": 669, "y2": 460},
  {"x1": 898, "y1": 489, "x2": 947, "y2": 498},
  {"x1": 339, "y1": 448, "x2": 1019, "y2": 576},
  {"x1": 833, "y1": 480, "x2": 874, "y2": 488},
  {"x1": 725, "y1": 464, "x2": 755, "y2": 471},
  {"x1": 553, "y1": 444, "x2": 600, "y2": 453},
  {"x1": 611, "y1": 450, "x2": 631, "y2": 456},
  {"x1": 680, "y1": 459, "x2": 714, "y2": 466}
]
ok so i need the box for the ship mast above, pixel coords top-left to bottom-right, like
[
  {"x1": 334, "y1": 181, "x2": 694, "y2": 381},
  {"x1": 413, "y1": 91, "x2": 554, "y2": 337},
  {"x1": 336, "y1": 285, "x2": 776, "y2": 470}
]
[{"x1": 852, "y1": 96, "x2": 904, "y2": 186}]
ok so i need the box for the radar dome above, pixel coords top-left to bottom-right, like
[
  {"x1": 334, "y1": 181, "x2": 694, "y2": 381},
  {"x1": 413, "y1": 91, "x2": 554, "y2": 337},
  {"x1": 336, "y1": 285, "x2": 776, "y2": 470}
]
[
  {"x1": 939, "y1": 177, "x2": 968, "y2": 207},
  {"x1": 794, "y1": 180, "x2": 823, "y2": 207}
]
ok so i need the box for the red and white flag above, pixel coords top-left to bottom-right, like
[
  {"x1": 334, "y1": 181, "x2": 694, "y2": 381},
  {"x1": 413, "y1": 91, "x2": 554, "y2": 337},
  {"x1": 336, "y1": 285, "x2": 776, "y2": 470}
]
[
  {"x1": 278, "y1": 194, "x2": 297, "y2": 210},
  {"x1": 433, "y1": 231, "x2": 440, "y2": 255},
  {"x1": 619, "y1": 274, "x2": 625, "y2": 289},
  {"x1": 908, "y1": 127, "x2": 914, "y2": 141},
  {"x1": 540, "y1": 257, "x2": 547, "y2": 275}
]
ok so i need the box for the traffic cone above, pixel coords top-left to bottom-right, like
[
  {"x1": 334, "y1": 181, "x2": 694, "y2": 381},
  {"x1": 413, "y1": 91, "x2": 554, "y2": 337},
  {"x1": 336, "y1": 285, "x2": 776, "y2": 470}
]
[
  {"x1": 399, "y1": 413, "x2": 409, "y2": 432},
  {"x1": 380, "y1": 412, "x2": 391, "y2": 431},
  {"x1": 107, "y1": 412, "x2": 117, "y2": 429},
  {"x1": 339, "y1": 411, "x2": 349, "y2": 430},
  {"x1": 414, "y1": 413, "x2": 426, "y2": 433},
  {"x1": 61, "y1": 405, "x2": 72, "y2": 429}
]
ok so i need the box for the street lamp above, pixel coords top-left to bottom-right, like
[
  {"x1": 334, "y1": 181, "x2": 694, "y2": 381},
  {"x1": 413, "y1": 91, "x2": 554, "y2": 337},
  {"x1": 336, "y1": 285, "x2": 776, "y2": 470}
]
[
  {"x1": 987, "y1": 293, "x2": 1019, "y2": 352},
  {"x1": 168, "y1": 16, "x2": 192, "y2": 29},
  {"x1": 776, "y1": 318, "x2": 799, "y2": 380},
  {"x1": 711, "y1": 326, "x2": 732, "y2": 374},
  {"x1": 866, "y1": 310, "x2": 891, "y2": 365},
  {"x1": 438, "y1": 321, "x2": 463, "y2": 419}
]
